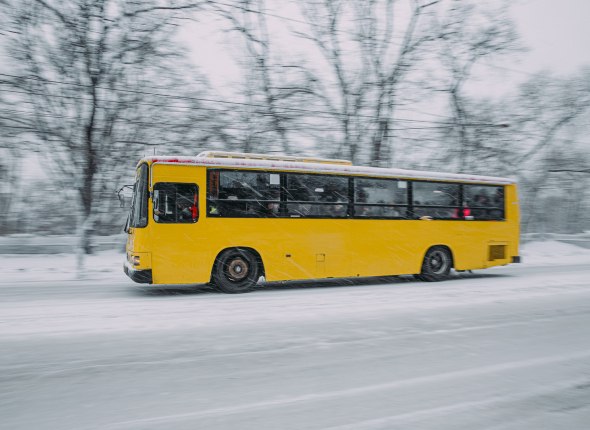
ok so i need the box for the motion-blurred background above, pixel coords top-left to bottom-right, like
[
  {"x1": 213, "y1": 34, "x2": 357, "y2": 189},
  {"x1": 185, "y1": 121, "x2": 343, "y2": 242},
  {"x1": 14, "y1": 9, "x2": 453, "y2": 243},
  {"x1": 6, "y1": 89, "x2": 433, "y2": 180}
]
[{"x1": 1, "y1": 0, "x2": 589, "y2": 253}]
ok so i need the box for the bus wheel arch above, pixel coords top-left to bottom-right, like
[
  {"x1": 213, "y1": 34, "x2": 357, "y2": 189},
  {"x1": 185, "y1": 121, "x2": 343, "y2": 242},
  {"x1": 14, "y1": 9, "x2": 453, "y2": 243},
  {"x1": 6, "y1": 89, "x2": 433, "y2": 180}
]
[
  {"x1": 416, "y1": 245, "x2": 454, "y2": 282},
  {"x1": 211, "y1": 247, "x2": 265, "y2": 293}
]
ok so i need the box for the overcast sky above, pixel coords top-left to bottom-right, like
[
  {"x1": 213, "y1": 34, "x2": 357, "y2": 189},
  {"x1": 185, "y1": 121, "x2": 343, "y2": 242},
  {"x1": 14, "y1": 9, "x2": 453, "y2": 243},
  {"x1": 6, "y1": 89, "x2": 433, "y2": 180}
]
[{"x1": 512, "y1": 0, "x2": 590, "y2": 74}]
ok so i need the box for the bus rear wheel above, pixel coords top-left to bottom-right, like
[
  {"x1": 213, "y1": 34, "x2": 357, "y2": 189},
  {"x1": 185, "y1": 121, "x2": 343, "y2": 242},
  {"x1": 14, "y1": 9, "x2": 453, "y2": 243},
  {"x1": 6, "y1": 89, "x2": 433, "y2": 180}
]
[
  {"x1": 417, "y1": 246, "x2": 452, "y2": 282},
  {"x1": 213, "y1": 248, "x2": 260, "y2": 294}
]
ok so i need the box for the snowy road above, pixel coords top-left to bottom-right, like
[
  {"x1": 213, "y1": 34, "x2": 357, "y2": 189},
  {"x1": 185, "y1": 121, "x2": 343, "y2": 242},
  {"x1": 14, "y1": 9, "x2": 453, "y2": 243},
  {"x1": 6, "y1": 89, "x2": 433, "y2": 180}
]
[{"x1": 1, "y1": 262, "x2": 590, "y2": 429}]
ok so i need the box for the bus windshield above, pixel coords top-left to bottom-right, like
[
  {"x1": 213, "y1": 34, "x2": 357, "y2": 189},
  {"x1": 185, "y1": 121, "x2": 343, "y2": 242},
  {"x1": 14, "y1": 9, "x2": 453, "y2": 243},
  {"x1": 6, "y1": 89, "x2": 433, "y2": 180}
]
[{"x1": 129, "y1": 163, "x2": 149, "y2": 228}]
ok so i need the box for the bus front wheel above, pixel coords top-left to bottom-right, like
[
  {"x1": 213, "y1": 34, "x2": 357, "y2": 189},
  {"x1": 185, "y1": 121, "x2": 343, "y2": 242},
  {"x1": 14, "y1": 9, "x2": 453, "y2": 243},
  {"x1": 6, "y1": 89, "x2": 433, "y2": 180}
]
[
  {"x1": 416, "y1": 246, "x2": 452, "y2": 282},
  {"x1": 213, "y1": 248, "x2": 260, "y2": 294}
]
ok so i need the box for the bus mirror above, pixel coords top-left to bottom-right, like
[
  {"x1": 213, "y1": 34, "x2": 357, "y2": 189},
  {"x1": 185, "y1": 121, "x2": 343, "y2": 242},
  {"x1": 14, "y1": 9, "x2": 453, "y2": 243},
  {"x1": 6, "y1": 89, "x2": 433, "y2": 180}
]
[{"x1": 116, "y1": 185, "x2": 134, "y2": 208}]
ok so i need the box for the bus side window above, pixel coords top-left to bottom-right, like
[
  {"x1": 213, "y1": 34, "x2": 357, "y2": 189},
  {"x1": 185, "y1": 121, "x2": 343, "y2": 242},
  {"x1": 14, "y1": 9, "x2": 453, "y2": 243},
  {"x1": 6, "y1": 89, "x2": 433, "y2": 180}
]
[
  {"x1": 209, "y1": 170, "x2": 280, "y2": 218},
  {"x1": 412, "y1": 181, "x2": 459, "y2": 219},
  {"x1": 284, "y1": 173, "x2": 349, "y2": 218},
  {"x1": 464, "y1": 185, "x2": 504, "y2": 220},
  {"x1": 353, "y1": 178, "x2": 407, "y2": 218},
  {"x1": 153, "y1": 183, "x2": 199, "y2": 223}
]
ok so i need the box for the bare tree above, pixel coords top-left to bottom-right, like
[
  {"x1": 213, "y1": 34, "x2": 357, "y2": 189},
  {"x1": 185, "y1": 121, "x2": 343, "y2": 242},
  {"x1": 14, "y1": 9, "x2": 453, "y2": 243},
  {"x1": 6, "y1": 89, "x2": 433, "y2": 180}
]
[
  {"x1": 360, "y1": 0, "x2": 442, "y2": 167},
  {"x1": 211, "y1": 0, "x2": 318, "y2": 155},
  {"x1": 544, "y1": 147, "x2": 590, "y2": 233},
  {"x1": 0, "y1": 148, "x2": 22, "y2": 234},
  {"x1": 0, "y1": 77, "x2": 29, "y2": 235},
  {"x1": 1, "y1": 0, "x2": 210, "y2": 269},
  {"x1": 433, "y1": 0, "x2": 521, "y2": 172},
  {"x1": 296, "y1": 0, "x2": 443, "y2": 165},
  {"x1": 509, "y1": 69, "x2": 590, "y2": 234}
]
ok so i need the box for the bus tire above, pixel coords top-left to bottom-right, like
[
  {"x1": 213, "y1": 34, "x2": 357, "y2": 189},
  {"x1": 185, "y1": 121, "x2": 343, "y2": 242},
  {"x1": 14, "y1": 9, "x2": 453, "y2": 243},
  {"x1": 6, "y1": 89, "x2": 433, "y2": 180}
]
[
  {"x1": 416, "y1": 246, "x2": 452, "y2": 282},
  {"x1": 213, "y1": 248, "x2": 260, "y2": 294}
]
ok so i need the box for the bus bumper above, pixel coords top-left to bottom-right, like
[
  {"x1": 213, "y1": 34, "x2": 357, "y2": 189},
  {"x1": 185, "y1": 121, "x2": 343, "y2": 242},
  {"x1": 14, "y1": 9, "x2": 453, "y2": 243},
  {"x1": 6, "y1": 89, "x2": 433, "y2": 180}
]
[
  {"x1": 512, "y1": 256, "x2": 521, "y2": 263},
  {"x1": 124, "y1": 262, "x2": 153, "y2": 284}
]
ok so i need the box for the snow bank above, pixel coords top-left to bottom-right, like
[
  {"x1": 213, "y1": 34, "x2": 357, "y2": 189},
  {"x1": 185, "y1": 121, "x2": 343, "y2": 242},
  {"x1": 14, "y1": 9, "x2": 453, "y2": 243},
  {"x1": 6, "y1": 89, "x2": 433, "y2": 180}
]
[
  {"x1": 0, "y1": 250, "x2": 127, "y2": 283},
  {"x1": 520, "y1": 240, "x2": 590, "y2": 266},
  {"x1": 0, "y1": 234, "x2": 125, "y2": 254}
]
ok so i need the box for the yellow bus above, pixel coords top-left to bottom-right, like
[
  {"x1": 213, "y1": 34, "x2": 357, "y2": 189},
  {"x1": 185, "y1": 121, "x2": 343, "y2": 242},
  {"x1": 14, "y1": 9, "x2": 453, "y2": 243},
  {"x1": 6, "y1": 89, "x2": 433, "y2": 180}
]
[{"x1": 124, "y1": 151, "x2": 520, "y2": 293}]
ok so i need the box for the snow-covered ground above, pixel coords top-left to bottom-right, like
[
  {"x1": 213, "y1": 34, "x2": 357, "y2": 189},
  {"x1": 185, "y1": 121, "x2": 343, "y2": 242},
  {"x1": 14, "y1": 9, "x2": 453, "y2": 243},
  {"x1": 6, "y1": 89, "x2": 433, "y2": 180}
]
[
  {"x1": 1, "y1": 248, "x2": 126, "y2": 283},
  {"x1": 1, "y1": 240, "x2": 589, "y2": 430},
  {"x1": 520, "y1": 240, "x2": 590, "y2": 266}
]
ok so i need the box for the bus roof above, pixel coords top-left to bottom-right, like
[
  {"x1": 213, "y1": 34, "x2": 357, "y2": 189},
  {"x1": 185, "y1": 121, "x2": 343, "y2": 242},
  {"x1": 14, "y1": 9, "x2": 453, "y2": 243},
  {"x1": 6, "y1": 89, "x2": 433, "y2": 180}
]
[{"x1": 140, "y1": 153, "x2": 516, "y2": 185}]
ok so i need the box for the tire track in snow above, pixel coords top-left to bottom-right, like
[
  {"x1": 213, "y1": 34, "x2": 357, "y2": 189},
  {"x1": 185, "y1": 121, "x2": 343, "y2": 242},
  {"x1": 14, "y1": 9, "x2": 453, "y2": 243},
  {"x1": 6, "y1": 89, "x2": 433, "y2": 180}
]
[{"x1": 92, "y1": 350, "x2": 590, "y2": 430}]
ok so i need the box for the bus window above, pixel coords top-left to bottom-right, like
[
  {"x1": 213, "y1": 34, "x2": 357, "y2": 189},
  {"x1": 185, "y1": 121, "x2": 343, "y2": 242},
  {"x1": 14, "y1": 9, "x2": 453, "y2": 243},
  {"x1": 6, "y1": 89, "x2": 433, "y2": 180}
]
[
  {"x1": 153, "y1": 183, "x2": 199, "y2": 223},
  {"x1": 207, "y1": 170, "x2": 280, "y2": 217},
  {"x1": 354, "y1": 178, "x2": 408, "y2": 218},
  {"x1": 412, "y1": 182, "x2": 459, "y2": 219},
  {"x1": 464, "y1": 185, "x2": 504, "y2": 220},
  {"x1": 284, "y1": 174, "x2": 348, "y2": 218}
]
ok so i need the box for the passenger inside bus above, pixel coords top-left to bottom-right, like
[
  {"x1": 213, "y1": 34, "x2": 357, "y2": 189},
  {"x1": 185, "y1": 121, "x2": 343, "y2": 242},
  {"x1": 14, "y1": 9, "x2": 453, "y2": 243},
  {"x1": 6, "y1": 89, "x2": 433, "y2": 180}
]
[
  {"x1": 177, "y1": 200, "x2": 194, "y2": 221},
  {"x1": 471, "y1": 194, "x2": 490, "y2": 219}
]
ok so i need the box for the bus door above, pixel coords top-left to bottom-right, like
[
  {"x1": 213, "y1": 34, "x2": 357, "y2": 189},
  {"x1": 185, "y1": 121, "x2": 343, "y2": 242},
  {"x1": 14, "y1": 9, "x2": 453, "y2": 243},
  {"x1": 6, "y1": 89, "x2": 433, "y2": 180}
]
[{"x1": 150, "y1": 164, "x2": 207, "y2": 284}]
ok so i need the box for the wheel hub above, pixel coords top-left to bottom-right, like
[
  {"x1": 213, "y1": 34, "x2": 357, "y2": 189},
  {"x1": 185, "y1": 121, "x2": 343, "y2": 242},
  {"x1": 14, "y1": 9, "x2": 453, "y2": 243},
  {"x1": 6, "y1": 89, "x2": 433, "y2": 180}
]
[
  {"x1": 227, "y1": 258, "x2": 249, "y2": 281},
  {"x1": 430, "y1": 251, "x2": 447, "y2": 274}
]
